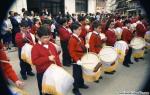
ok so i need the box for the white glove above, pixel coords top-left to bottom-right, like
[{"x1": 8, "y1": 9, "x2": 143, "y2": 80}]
[
  {"x1": 77, "y1": 60, "x2": 83, "y2": 66},
  {"x1": 85, "y1": 43, "x2": 90, "y2": 49}
]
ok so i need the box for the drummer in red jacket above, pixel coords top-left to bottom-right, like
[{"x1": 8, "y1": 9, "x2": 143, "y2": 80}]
[
  {"x1": 88, "y1": 20, "x2": 102, "y2": 54},
  {"x1": 121, "y1": 20, "x2": 133, "y2": 67},
  {"x1": 0, "y1": 42, "x2": 24, "y2": 88},
  {"x1": 68, "y1": 22, "x2": 89, "y2": 95},
  {"x1": 105, "y1": 20, "x2": 117, "y2": 46},
  {"x1": 86, "y1": 20, "x2": 103, "y2": 82},
  {"x1": 31, "y1": 25, "x2": 62, "y2": 95},
  {"x1": 15, "y1": 19, "x2": 35, "y2": 80},
  {"x1": 58, "y1": 17, "x2": 72, "y2": 66},
  {"x1": 78, "y1": 16, "x2": 87, "y2": 40}
]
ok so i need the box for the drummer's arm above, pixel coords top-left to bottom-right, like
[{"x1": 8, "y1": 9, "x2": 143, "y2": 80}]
[
  {"x1": 31, "y1": 47, "x2": 51, "y2": 66},
  {"x1": 89, "y1": 37, "x2": 96, "y2": 53}
]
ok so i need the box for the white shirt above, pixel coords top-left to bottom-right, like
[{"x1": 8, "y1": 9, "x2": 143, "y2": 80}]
[{"x1": 51, "y1": 24, "x2": 56, "y2": 33}]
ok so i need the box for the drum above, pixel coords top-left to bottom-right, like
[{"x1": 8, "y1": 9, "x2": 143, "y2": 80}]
[
  {"x1": 21, "y1": 43, "x2": 33, "y2": 64},
  {"x1": 98, "y1": 46, "x2": 118, "y2": 72},
  {"x1": 130, "y1": 37, "x2": 146, "y2": 50},
  {"x1": 42, "y1": 64, "x2": 74, "y2": 95},
  {"x1": 114, "y1": 40, "x2": 128, "y2": 63},
  {"x1": 130, "y1": 37, "x2": 146, "y2": 58},
  {"x1": 81, "y1": 52, "x2": 102, "y2": 82},
  {"x1": 98, "y1": 46, "x2": 118, "y2": 66}
]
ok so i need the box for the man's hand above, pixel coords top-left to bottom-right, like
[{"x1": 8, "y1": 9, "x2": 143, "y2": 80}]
[
  {"x1": 15, "y1": 80, "x2": 24, "y2": 89},
  {"x1": 49, "y1": 55, "x2": 55, "y2": 62}
]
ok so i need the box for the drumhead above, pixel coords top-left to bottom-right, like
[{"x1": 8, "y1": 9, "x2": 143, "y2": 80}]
[
  {"x1": 130, "y1": 37, "x2": 146, "y2": 49},
  {"x1": 81, "y1": 52, "x2": 100, "y2": 70},
  {"x1": 114, "y1": 40, "x2": 129, "y2": 54},
  {"x1": 98, "y1": 46, "x2": 118, "y2": 63}
]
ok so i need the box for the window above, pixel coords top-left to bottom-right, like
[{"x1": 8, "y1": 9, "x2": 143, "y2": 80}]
[{"x1": 75, "y1": 0, "x2": 88, "y2": 13}]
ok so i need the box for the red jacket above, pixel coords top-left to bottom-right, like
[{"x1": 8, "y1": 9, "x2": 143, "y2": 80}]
[
  {"x1": 105, "y1": 29, "x2": 117, "y2": 46},
  {"x1": 30, "y1": 25, "x2": 39, "y2": 35},
  {"x1": 31, "y1": 42, "x2": 62, "y2": 73},
  {"x1": 89, "y1": 32, "x2": 102, "y2": 54},
  {"x1": 114, "y1": 21, "x2": 123, "y2": 28},
  {"x1": 58, "y1": 26, "x2": 71, "y2": 41},
  {"x1": 122, "y1": 27, "x2": 133, "y2": 44},
  {"x1": 79, "y1": 25, "x2": 87, "y2": 39},
  {"x1": 136, "y1": 23, "x2": 146, "y2": 38},
  {"x1": 15, "y1": 32, "x2": 34, "y2": 48},
  {"x1": 0, "y1": 43, "x2": 18, "y2": 82},
  {"x1": 68, "y1": 34, "x2": 86, "y2": 62}
]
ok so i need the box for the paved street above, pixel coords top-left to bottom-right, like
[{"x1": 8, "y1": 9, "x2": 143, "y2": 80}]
[{"x1": 7, "y1": 48, "x2": 150, "y2": 95}]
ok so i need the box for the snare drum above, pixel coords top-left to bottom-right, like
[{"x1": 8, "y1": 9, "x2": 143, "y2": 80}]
[
  {"x1": 42, "y1": 64, "x2": 74, "y2": 95},
  {"x1": 130, "y1": 37, "x2": 146, "y2": 58},
  {"x1": 81, "y1": 52, "x2": 102, "y2": 82},
  {"x1": 98, "y1": 46, "x2": 118, "y2": 72}
]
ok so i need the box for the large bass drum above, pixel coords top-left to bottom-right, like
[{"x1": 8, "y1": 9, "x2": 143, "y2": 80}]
[
  {"x1": 114, "y1": 40, "x2": 128, "y2": 63},
  {"x1": 81, "y1": 52, "x2": 102, "y2": 82},
  {"x1": 42, "y1": 64, "x2": 74, "y2": 95},
  {"x1": 98, "y1": 46, "x2": 118, "y2": 72},
  {"x1": 21, "y1": 43, "x2": 33, "y2": 65},
  {"x1": 130, "y1": 37, "x2": 146, "y2": 58}
]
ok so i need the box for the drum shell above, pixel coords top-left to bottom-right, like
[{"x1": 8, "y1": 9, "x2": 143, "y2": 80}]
[
  {"x1": 98, "y1": 46, "x2": 118, "y2": 65},
  {"x1": 21, "y1": 43, "x2": 33, "y2": 65},
  {"x1": 42, "y1": 64, "x2": 74, "y2": 95},
  {"x1": 81, "y1": 52, "x2": 102, "y2": 82}
]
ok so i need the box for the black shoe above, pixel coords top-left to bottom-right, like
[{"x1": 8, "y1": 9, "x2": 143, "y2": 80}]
[
  {"x1": 27, "y1": 72, "x2": 35, "y2": 76},
  {"x1": 112, "y1": 70, "x2": 116, "y2": 73},
  {"x1": 63, "y1": 64, "x2": 71, "y2": 67},
  {"x1": 72, "y1": 89, "x2": 82, "y2": 95},
  {"x1": 79, "y1": 84, "x2": 89, "y2": 89},
  {"x1": 99, "y1": 76, "x2": 103, "y2": 79},
  {"x1": 104, "y1": 71, "x2": 114, "y2": 74},
  {"x1": 129, "y1": 62, "x2": 133, "y2": 64},
  {"x1": 94, "y1": 80, "x2": 99, "y2": 83},
  {"x1": 144, "y1": 51, "x2": 148, "y2": 54},
  {"x1": 123, "y1": 64, "x2": 130, "y2": 67},
  {"x1": 21, "y1": 75, "x2": 27, "y2": 80},
  {"x1": 139, "y1": 57, "x2": 144, "y2": 60},
  {"x1": 20, "y1": 71, "x2": 27, "y2": 80},
  {"x1": 134, "y1": 58, "x2": 139, "y2": 62}
]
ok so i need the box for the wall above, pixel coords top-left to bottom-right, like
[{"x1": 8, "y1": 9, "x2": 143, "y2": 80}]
[
  {"x1": 9, "y1": 0, "x2": 27, "y2": 15},
  {"x1": 88, "y1": 0, "x2": 96, "y2": 14},
  {"x1": 64, "y1": 0, "x2": 75, "y2": 14}
]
